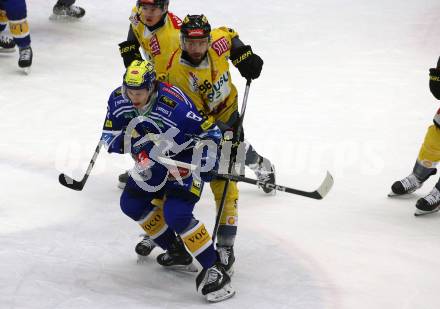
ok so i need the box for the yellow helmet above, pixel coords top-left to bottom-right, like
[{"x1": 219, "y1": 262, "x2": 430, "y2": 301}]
[{"x1": 123, "y1": 60, "x2": 156, "y2": 91}]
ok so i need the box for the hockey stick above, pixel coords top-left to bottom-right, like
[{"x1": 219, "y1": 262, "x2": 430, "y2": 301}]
[
  {"x1": 213, "y1": 172, "x2": 334, "y2": 200},
  {"x1": 156, "y1": 156, "x2": 334, "y2": 200},
  {"x1": 58, "y1": 141, "x2": 103, "y2": 191}
]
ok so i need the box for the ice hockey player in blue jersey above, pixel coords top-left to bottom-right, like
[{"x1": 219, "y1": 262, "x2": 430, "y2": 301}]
[
  {"x1": 100, "y1": 60, "x2": 235, "y2": 303},
  {"x1": 0, "y1": 0, "x2": 32, "y2": 72}
]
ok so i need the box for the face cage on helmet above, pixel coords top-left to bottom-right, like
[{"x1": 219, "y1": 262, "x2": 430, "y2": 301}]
[
  {"x1": 122, "y1": 77, "x2": 156, "y2": 103},
  {"x1": 180, "y1": 34, "x2": 211, "y2": 53}
]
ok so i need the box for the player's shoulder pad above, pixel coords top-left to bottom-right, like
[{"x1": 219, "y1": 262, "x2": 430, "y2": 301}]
[
  {"x1": 129, "y1": 6, "x2": 140, "y2": 26},
  {"x1": 168, "y1": 12, "x2": 182, "y2": 29},
  {"x1": 215, "y1": 26, "x2": 239, "y2": 39},
  {"x1": 157, "y1": 82, "x2": 193, "y2": 110},
  {"x1": 210, "y1": 27, "x2": 236, "y2": 57},
  {"x1": 108, "y1": 86, "x2": 132, "y2": 116}
]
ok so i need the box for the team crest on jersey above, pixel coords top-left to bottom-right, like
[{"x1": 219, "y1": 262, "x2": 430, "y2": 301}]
[
  {"x1": 211, "y1": 37, "x2": 229, "y2": 56},
  {"x1": 150, "y1": 34, "x2": 161, "y2": 56}
]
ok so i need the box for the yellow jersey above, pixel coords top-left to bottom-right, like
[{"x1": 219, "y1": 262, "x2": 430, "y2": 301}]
[
  {"x1": 129, "y1": 7, "x2": 181, "y2": 76},
  {"x1": 164, "y1": 27, "x2": 240, "y2": 124}
]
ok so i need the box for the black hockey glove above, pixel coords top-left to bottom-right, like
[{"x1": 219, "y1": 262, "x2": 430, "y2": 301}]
[
  {"x1": 230, "y1": 45, "x2": 263, "y2": 80},
  {"x1": 118, "y1": 40, "x2": 142, "y2": 68},
  {"x1": 429, "y1": 60, "x2": 440, "y2": 100}
]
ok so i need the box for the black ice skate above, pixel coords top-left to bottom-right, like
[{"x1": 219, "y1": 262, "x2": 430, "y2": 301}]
[
  {"x1": 415, "y1": 186, "x2": 440, "y2": 216},
  {"x1": 118, "y1": 171, "x2": 129, "y2": 189},
  {"x1": 249, "y1": 157, "x2": 276, "y2": 194},
  {"x1": 217, "y1": 245, "x2": 235, "y2": 276},
  {"x1": 0, "y1": 33, "x2": 16, "y2": 53},
  {"x1": 196, "y1": 262, "x2": 235, "y2": 302},
  {"x1": 389, "y1": 173, "x2": 423, "y2": 197},
  {"x1": 389, "y1": 162, "x2": 437, "y2": 197},
  {"x1": 135, "y1": 234, "x2": 157, "y2": 263},
  {"x1": 50, "y1": 4, "x2": 85, "y2": 20},
  {"x1": 156, "y1": 235, "x2": 198, "y2": 272},
  {"x1": 18, "y1": 46, "x2": 32, "y2": 74}
]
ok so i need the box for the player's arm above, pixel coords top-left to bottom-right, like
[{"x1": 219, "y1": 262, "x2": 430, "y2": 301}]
[
  {"x1": 118, "y1": 26, "x2": 143, "y2": 68},
  {"x1": 100, "y1": 92, "x2": 128, "y2": 154}
]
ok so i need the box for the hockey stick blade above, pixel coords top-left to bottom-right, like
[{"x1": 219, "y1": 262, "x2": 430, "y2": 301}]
[
  {"x1": 214, "y1": 171, "x2": 334, "y2": 200},
  {"x1": 58, "y1": 141, "x2": 103, "y2": 191},
  {"x1": 58, "y1": 173, "x2": 85, "y2": 191}
]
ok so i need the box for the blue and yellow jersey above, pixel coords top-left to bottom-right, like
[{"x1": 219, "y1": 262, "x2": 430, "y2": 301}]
[{"x1": 101, "y1": 83, "x2": 220, "y2": 161}]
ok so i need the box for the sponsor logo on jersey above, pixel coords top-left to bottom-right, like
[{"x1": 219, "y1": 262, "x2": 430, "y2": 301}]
[
  {"x1": 129, "y1": 13, "x2": 140, "y2": 26},
  {"x1": 190, "y1": 179, "x2": 202, "y2": 196},
  {"x1": 105, "y1": 120, "x2": 113, "y2": 128},
  {"x1": 159, "y1": 95, "x2": 177, "y2": 109},
  {"x1": 156, "y1": 106, "x2": 171, "y2": 116},
  {"x1": 198, "y1": 72, "x2": 229, "y2": 101},
  {"x1": 150, "y1": 34, "x2": 161, "y2": 56},
  {"x1": 162, "y1": 87, "x2": 184, "y2": 101},
  {"x1": 201, "y1": 119, "x2": 213, "y2": 131},
  {"x1": 169, "y1": 12, "x2": 182, "y2": 29},
  {"x1": 114, "y1": 99, "x2": 126, "y2": 107},
  {"x1": 186, "y1": 111, "x2": 203, "y2": 122},
  {"x1": 189, "y1": 71, "x2": 199, "y2": 92},
  {"x1": 211, "y1": 37, "x2": 229, "y2": 56},
  {"x1": 114, "y1": 88, "x2": 123, "y2": 97}
]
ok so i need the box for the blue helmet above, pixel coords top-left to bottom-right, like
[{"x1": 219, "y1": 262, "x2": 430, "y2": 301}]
[{"x1": 123, "y1": 60, "x2": 156, "y2": 91}]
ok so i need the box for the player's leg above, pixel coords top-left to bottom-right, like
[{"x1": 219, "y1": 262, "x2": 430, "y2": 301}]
[
  {"x1": 0, "y1": 4, "x2": 15, "y2": 53},
  {"x1": 390, "y1": 121, "x2": 440, "y2": 196},
  {"x1": 210, "y1": 180, "x2": 238, "y2": 276},
  {"x1": 4, "y1": 0, "x2": 32, "y2": 69}
]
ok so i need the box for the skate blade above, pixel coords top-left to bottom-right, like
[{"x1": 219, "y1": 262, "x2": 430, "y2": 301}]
[
  {"x1": 161, "y1": 263, "x2": 198, "y2": 273},
  {"x1": 0, "y1": 47, "x2": 16, "y2": 54},
  {"x1": 206, "y1": 283, "x2": 235, "y2": 302},
  {"x1": 21, "y1": 67, "x2": 31, "y2": 75},
  {"x1": 414, "y1": 208, "x2": 440, "y2": 216},
  {"x1": 387, "y1": 191, "x2": 415, "y2": 198},
  {"x1": 49, "y1": 14, "x2": 82, "y2": 22},
  {"x1": 137, "y1": 255, "x2": 150, "y2": 264}
]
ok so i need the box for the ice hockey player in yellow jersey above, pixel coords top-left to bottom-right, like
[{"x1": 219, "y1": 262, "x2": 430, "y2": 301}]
[
  {"x1": 162, "y1": 14, "x2": 277, "y2": 275},
  {"x1": 390, "y1": 57, "x2": 440, "y2": 216},
  {"x1": 118, "y1": 0, "x2": 181, "y2": 76},
  {"x1": 117, "y1": 0, "x2": 181, "y2": 190}
]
